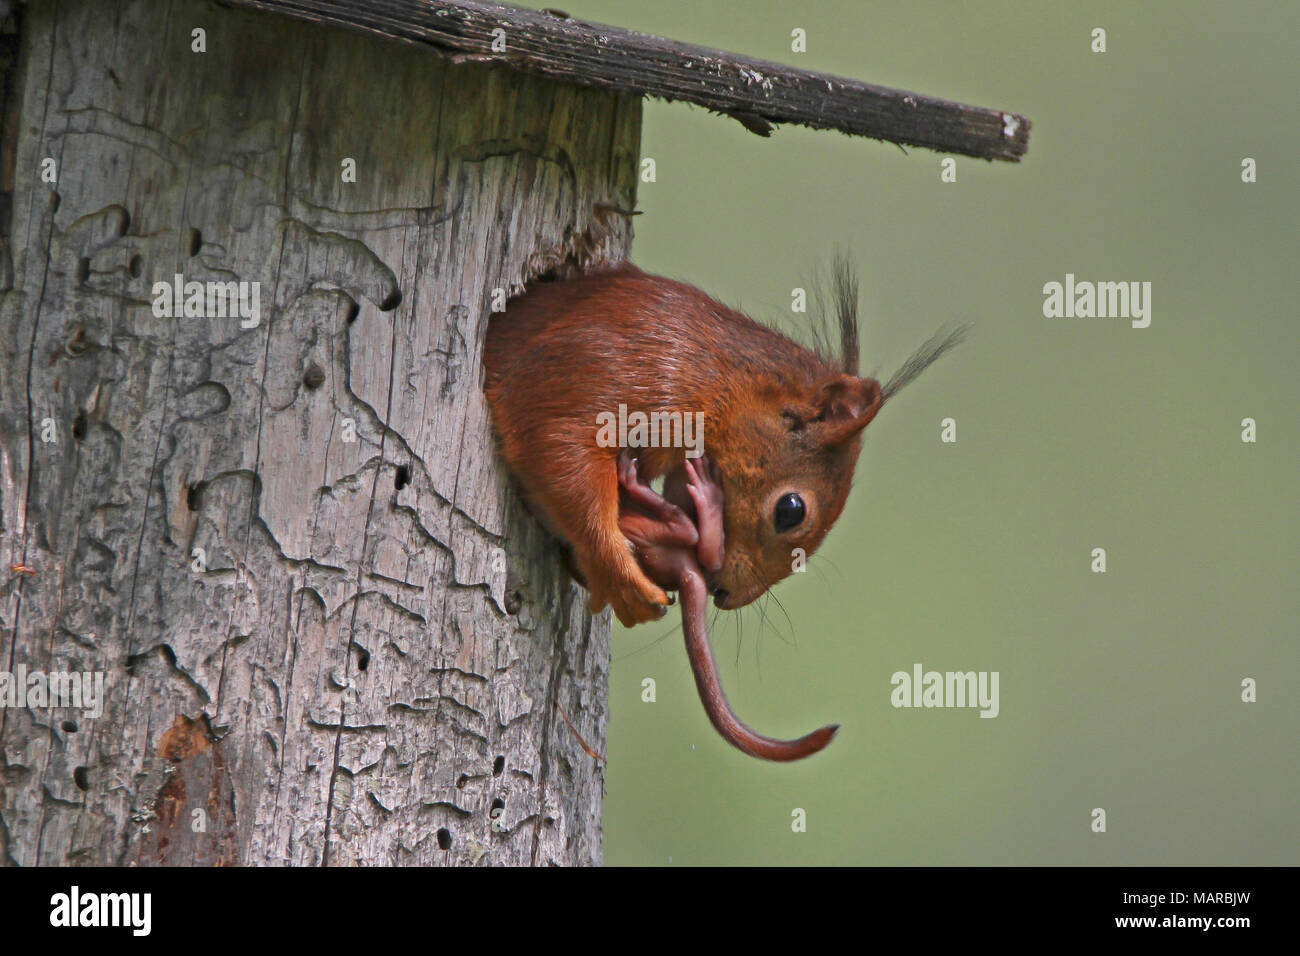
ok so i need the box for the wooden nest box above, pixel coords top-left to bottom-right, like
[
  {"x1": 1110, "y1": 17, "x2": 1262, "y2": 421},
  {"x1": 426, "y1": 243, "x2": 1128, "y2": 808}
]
[{"x1": 0, "y1": 0, "x2": 1027, "y2": 867}]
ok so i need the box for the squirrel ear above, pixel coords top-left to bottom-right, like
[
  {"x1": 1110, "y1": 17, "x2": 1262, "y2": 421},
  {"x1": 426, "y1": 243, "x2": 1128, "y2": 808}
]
[{"x1": 812, "y1": 375, "x2": 883, "y2": 446}]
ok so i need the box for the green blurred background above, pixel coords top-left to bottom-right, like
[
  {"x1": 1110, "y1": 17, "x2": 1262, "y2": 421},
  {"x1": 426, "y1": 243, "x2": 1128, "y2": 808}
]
[{"x1": 523, "y1": 0, "x2": 1299, "y2": 864}]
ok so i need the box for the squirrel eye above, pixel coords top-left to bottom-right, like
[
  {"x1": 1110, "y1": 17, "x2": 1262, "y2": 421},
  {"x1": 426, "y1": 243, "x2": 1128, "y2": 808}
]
[{"x1": 773, "y1": 493, "x2": 806, "y2": 533}]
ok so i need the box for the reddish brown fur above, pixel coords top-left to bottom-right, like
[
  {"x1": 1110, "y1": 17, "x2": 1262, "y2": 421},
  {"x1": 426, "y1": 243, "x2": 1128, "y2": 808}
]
[{"x1": 483, "y1": 262, "x2": 882, "y2": 627}]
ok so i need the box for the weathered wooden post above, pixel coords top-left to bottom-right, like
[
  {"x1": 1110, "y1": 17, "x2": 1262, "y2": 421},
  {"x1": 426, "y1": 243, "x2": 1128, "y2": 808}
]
[
  {"x1": 0, "y1": 0, "x2": 1026, "y2": 866},
  {"x1": 0, "y1": 0, "x2": 637, "y2": 866}
]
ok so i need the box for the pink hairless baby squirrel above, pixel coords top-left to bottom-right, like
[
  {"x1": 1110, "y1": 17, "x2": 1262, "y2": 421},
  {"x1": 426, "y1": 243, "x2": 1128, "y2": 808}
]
[{"x1": 616, "y1": 449, "x2": 838, "y2": 761}]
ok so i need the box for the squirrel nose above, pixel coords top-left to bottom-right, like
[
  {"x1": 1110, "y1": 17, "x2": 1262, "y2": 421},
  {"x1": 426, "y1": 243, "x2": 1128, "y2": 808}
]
[{"x1": 712, "y1": 588, "x2": 729, "y2": 607}]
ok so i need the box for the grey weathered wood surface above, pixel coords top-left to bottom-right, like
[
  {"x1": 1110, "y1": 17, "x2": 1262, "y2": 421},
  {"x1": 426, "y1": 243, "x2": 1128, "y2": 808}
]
[
  {"x1": 222, "y1": 0, "x2": 1031, "y2": 161},
  {"x1": 0, "y1": 0, "x2": 637, "y2": 865}
]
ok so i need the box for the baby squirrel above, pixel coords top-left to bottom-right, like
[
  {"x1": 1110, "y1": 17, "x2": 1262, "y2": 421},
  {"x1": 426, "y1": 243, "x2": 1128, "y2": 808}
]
[
  {"x1": 484, "y1": 259, "x2": 960, "y2": 759},
  {"x1": 614, "y1": 446, "x2": 840, "y2": 760}
]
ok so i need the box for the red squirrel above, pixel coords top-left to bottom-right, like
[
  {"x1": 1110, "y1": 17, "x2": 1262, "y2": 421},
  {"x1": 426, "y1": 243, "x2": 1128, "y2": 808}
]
[{"x1": 484, "y1": 260, "x2": 961, "y2": 760}]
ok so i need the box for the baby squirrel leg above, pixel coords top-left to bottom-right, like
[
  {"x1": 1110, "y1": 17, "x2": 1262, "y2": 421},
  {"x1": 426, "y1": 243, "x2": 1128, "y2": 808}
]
[
  {"x1": 618, "y1": 450, "x2": 725, "y2": 574},
  {"x1": 682, "y1": 455, "x2": 726, "y2": 573},
  {"x1": 650, "y1": 453, "x2": 726, "y2": 573},
  {"x1": 616, "y1": 451, "x2": 699, "y2": 549}
]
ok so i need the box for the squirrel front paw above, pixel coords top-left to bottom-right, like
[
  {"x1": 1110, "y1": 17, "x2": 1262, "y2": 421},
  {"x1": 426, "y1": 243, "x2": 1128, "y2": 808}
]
[{"x1": 589, "y1": 560, "x2": 671, "y2": 627}]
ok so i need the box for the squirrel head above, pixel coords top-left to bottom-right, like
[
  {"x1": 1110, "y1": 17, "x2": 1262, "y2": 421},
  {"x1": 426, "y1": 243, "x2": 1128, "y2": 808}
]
[
  {"x1": 681, "y1": 255, "x2": 964, "y2": 611},
  {"x1": 698, "y1": 373, "x2": 882, "y2": 609}
]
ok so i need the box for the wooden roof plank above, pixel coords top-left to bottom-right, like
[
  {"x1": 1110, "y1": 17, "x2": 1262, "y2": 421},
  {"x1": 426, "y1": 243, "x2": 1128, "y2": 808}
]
[{"x1": 223, "y1": 0, "x2": 1031, "y2": 161}]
